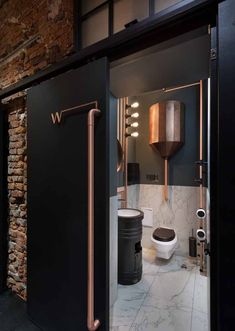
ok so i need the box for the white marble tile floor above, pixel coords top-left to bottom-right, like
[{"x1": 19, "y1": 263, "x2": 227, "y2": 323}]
[{"x1": 110, "y1": 249, "x2": 208, "y2": 331}]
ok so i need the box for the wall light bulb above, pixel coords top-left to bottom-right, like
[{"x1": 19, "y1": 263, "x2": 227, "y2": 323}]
[
  {"x1": 131, "y1": 112, "x2": 139, "y2": 118},
  {"x1": 131, "y1": 101, "x2": 139, "y2": 108},
  {"x1": 131, "y1": 132, "x2": 139, "y2": 137},
  {"x1": 131, "y1": 122, "x2": 139, "y2": 128}
]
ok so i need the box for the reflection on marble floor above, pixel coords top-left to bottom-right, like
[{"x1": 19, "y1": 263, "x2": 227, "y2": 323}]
[{"x1": 110, "y1": 249, "x2": 208, "y2": 331}]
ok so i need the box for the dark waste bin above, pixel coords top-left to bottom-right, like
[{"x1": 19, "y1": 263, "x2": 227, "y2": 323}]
[{"x1": 118, "y1": 208, "x2": 144, "y2": 285}]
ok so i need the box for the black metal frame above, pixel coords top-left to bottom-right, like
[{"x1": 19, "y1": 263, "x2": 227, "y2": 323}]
[
  {"x1": 209, "y1": 25, "x2": 218, "y2": 331},
  {"x1": 76, "y1": 0, "x2": 156, "y2": 50},
  {"x1": 149, "y1": 0, "x2": 155, "y2": 16},
  {"x1": 215, "y1": 2, "x2": 235, "y2": 329},
  {"x1": 74, "y1": 0, "x2": 214, "y2": 51},
  {"x1": 76, "y1": 0, "x2": 114, "y2": 51},
  {"x1": 75, "y1": 0, "x2": 210, "y2": 50},
  {"x1": 0, "y1": 0, "x2": 217, "y2": 100}
]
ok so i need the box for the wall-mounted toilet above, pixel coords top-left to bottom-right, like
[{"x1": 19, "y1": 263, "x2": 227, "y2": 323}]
[{"x1": 151, "y1": 227, "x2": 178, "y2": 259}]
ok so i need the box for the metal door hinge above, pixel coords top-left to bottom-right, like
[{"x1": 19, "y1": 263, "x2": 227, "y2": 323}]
[{"x1": 210, "y1": 48, "x2": 217, "y2": 60}]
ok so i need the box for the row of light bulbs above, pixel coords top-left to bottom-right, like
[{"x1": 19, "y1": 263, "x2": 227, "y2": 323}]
[{"x1": 125, "y1": 101, "x2": 139, "y2": 137}]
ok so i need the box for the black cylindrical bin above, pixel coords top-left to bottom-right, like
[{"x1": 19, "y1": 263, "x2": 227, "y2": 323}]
[{"x1": 118, "y1": 208, "x2": 144, "y2": 285}]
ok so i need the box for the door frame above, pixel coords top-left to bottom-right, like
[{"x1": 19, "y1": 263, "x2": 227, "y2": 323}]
[{"x1": 212, "y1": 1, "x2": 235, "y2": 330}]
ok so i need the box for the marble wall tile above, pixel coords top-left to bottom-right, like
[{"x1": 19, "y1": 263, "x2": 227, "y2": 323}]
[
  {"x1": 191, "y1": 310, "x2": 208, "y2": 331},
  {"x1": 127, "y1": 185, "x2": 201, "y2": 256},
  {"x1": 110, "y1": 195, "x2": 118, "y2": 307},
  {"x1": 126, "y1": 184, "x2": 138, "y2": 209}
]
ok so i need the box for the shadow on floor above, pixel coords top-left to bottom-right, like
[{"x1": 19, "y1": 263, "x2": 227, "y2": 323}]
[{"x1": 0, "y1": 290, "x2": 41, "y2": 331}]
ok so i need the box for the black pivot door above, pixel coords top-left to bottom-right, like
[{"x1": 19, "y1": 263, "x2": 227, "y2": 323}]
[{"x1": 27, "y1": 58, "x2": 110, "y2": 331}]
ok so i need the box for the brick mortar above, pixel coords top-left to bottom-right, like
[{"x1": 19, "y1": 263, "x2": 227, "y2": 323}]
[{"x1": 7, "y1": 97, "x2": 27, "y2": 300}]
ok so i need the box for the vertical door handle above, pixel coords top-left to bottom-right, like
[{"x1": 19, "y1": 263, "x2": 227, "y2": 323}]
[{"x1": 87, "y1": 108, "x2": 101, "y2": 331}]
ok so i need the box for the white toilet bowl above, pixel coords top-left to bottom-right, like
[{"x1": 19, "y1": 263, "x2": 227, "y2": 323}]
[{"x1": 151, "y1": 227, "x2": 178, "y2": 259}]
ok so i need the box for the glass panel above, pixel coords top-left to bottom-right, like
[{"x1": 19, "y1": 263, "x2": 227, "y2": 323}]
[
  {"x1": 82, "y1": 0, "x2": 106, "y2": 15},
  {"x1": 82, "y1": 6, "x2": 109, "y2": 48},
  {"x1": 114, "y1": 0, "x2": 149, "y2": 34},
  {"x1": 155, "y1": 0, "x2": 184, "y2": 13}
]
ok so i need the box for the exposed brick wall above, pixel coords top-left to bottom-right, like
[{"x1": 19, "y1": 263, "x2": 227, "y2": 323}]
[
  {"x1": 0, "y1": 0, "x2": 74, "y2": 90},
  {"x1": 0, "y1": 0, "x2": 75, "y2": 299},
  {"x1": 6, "y1": 96, "x2": 27, "y2": 300}
]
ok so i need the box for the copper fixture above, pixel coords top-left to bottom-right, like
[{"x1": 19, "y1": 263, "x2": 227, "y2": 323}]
[
  {"x1": 51, "y1": 101, "x2": 98, "y2": 124},
  {"x1": 149, "y1": 100, "x2": 185, "y2": 200},
  {"x1": 199, "y1": 80, "x2": 203, "y2": 210},
  {"x1": 124, "y1": 97, "x2": 129, "y2": 208},
  {"x1": 51, "y1": 102, "x2": 101, "y2": 330},
  {"x1": 87, "y1": 108, "x2": 101, "y2": 331},
  {"x1": 163, "y1": 82, "x2": 200, "y2": 93},
  {"x1": 117, "y1": 139, "x2": 123, "y2": 172},
  {"x1": 198, "y1": 80, "x2": 206, "y2": 274},
  {"x1": 118, "y1": 97, "x2": 129, "y2": 208}
]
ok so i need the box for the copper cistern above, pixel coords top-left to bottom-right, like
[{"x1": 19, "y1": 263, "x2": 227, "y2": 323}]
[{"x1": 149, "y1": 100, "x2": 185, "y2": 200}]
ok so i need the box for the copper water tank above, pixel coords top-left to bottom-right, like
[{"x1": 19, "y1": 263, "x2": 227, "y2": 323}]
[
  {"x1": 149, "y1": 101, "x2": 184, "y2": 157},
  {"x1": 149, "y1": 101, "x2": 184, "y2": 200}
]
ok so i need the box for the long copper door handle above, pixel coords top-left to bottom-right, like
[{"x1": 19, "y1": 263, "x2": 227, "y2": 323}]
[{"x1": 87, "y1": 108, "x2": 101, "y2": 331}]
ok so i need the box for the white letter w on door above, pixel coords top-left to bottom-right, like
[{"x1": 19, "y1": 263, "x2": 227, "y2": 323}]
[{"x1": 51, "y1": 112, "x2": 62, "y2": 124}]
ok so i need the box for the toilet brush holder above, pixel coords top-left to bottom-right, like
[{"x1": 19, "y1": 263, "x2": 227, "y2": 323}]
[{"x1": 189, "y1": 229, "x2": 197, "y2": 257}]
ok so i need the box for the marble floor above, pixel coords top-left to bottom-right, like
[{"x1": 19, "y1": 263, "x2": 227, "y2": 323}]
[{"x1": 110, "y1": 249, "x2": 208, "y2": 331}]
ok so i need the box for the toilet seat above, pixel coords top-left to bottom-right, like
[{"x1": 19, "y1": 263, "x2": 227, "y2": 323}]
[
  {"x1": 151, "y1": 227, "x2": 178, "y2": 259},
  {"x1": 152, "y1": 227, "x2": 175, "y2": 242}
]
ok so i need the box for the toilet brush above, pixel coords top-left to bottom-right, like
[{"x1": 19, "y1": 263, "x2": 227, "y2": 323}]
[{"x1": 189, "y1": 229, "x2": 197, "y2": 257}]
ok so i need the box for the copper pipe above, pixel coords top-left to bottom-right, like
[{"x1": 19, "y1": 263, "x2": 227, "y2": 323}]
[
  {"x1": 51, "y1": 101, "x2": 98, "y2": 124},
  {"x1": 117, "y1": 99, "x2": 120, "y2": 142},
  {"x1": 163, "y1": 82, "x2": 200, "y2": 93},
  {"x1": 164, "y1": 158, "x2": 168, "y2": 201},
  {"x1": 123, "y1": 97, "x2": 128, "y2": 208},
  {"x1": 87, "y1": 108, "x2": 101, "y2": 331},
  {"x1": 199, "y1": 80, "x2": 203, "y2": 209},
  {"x1": 124, "y1": 134, "x2": 128, "y2": 208},
  {"x1": 199, "y1": 80, "x2": 204, "y2": 273}
]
